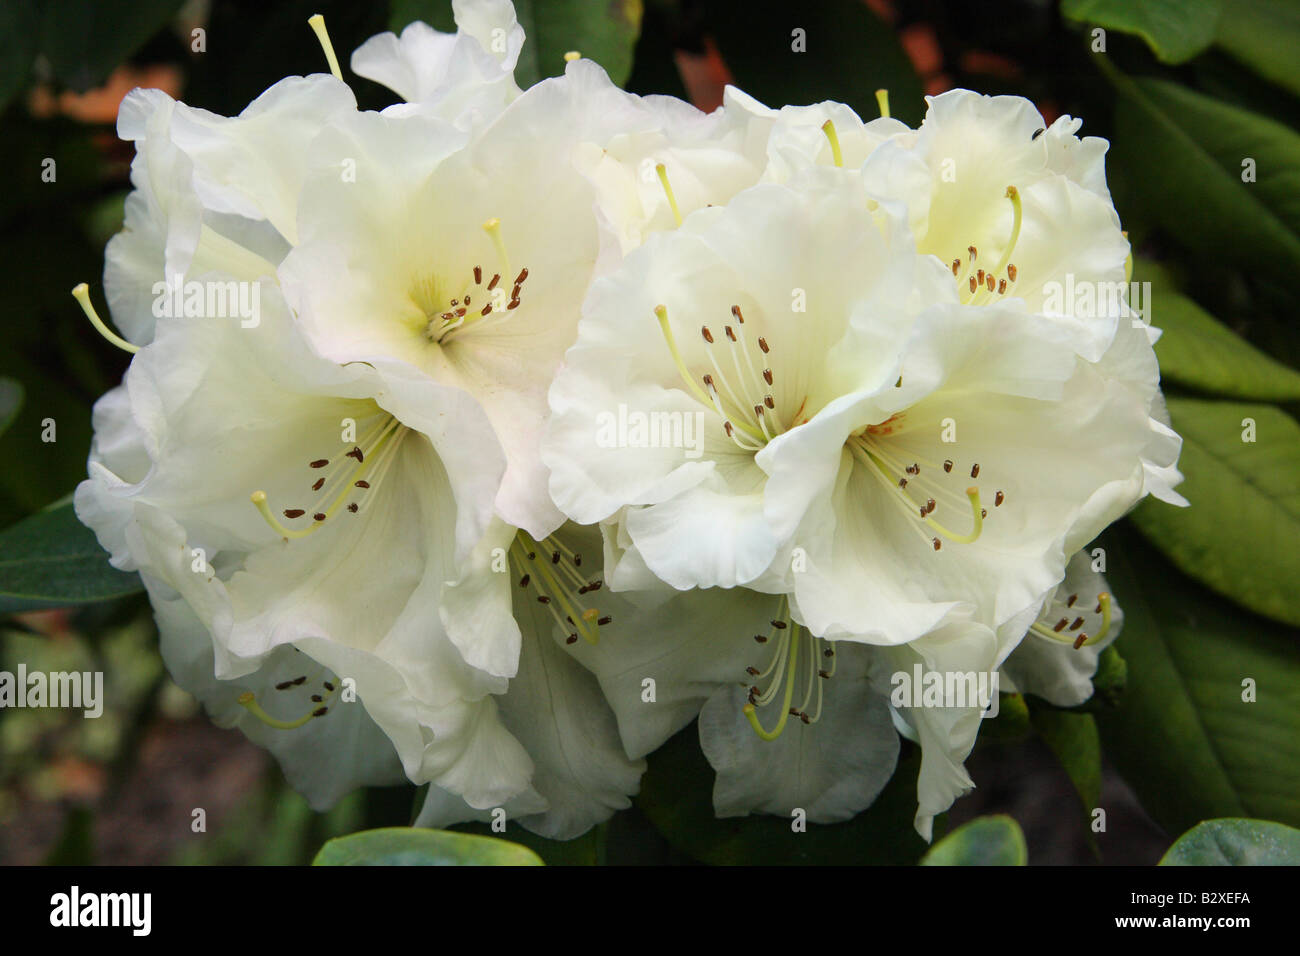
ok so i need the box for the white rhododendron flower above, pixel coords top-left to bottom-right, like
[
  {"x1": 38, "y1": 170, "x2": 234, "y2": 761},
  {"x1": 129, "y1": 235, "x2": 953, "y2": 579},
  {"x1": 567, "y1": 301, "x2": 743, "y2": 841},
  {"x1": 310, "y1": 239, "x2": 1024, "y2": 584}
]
[{"x1": 68, "y1": 0, "x2": 1189, "y2": 845}]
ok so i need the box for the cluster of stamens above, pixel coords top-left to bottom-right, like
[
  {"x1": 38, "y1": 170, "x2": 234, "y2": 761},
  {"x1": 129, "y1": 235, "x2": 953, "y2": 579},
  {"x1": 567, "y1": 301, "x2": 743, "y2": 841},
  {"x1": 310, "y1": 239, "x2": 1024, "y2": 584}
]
[
  {"x1": 950, "y1": 185, "x2": 1022, "y2": 306},
  {"x1": 510, "y1": 531, "x2": 610, "y2": 645},
  {"x1": 741, "y1": 598, "x2": 836, "y2": 740},
  {"x1": 250, "y1": 412, "x2": 409, "y2": 540},
  {"x1": 420, "y1": 218, "x2": 529, "y2": 342},
  {"x1": 237, "y1": 649, "x2": 342, "y2": 730},
  {"x1": 848, "y1": 417, "x2": 1004, "y2": 551},
  {"x1": 655, "y1": 303, "x2": 804, "y2": 452},
  {"x1": 1029, "y1": 588, "x2": 1112, "y2": 649}
]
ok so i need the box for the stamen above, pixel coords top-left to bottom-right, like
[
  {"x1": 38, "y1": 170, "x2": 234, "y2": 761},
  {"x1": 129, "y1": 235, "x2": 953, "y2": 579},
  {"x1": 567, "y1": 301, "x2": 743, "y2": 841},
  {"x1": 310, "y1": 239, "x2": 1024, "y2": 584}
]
[
  {"x1": 875, "y1": 88, "x2": 891, "y2": 119},
  {"x1": 307, "y1": 14, "x2": 344, "y2": 82},
  {"x1": 72, "y1": 283, "x2": 138, "y2": 354},
  {"x1": 655, "y1": 163, "x2": 684, "y2": 227},
  {"x1": 820, "y1": 119, "x2": 844, "y2": 168}
]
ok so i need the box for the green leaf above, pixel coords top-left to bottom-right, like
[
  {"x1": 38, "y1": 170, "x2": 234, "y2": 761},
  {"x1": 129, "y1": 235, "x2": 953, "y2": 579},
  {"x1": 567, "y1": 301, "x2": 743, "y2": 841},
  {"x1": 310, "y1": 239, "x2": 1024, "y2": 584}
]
[
  {"x1": 37, "y1": 0, "x2": 187, "y2": 93},
  {"x1": 0, "y1": 378, "x2": 22, "y2": 439},
  {"x1": 1064, "y1": 0, "x2": 1222, "y2": 63},
  {"x1": 1216, "y1": 0, "x2": 1300, "y2": 99},
  {"x1": 389, "y1": 0, "x2": 644, "y2": 89},
  {"x1": 1031, "y1": 707, "x2": 1102, "y2": 815},
  {"x1": 313, "y1": 827, "x2": 544, "y2": 866},
  {"x1": 703, "y1": 0, "x2": 925, "y2": 127},
  {"x1": 1108, "y1": 69, "x2": 1300, "y2": 287},
  {"x1": 1160, "y1": 818, "x2": 1300, "y2": 865},
  {"x1": 635, "y1": 723, "x2": 929, "y2": 865},
  {"x1": 0, "y1": 500, "x2": 143, "y2": 614},
  {"x1": 1096, "y1": 527, "x2": 1300, "y2": 835},
  {"x1": 1137, "y1": 260, "x2": 1300, "y2": 401},
  {"x1": 920, "y1": 815, "x2": 1027, "y2": 866},
  {"x1": 1130, "y1": 398, "x2": 1300, "y2": 626}
]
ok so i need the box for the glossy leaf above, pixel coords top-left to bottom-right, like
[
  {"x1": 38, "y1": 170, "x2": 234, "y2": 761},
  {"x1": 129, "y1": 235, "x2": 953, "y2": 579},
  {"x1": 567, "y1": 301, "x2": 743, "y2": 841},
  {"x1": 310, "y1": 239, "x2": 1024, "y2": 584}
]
[
  {"x1": 1216, "y1": 0, "x2": 1300, "y2": 98},
  {"x1": 1109, "y1": 70, "x2": 1300, "y2": 287},
  {"x1": 1064, "y1": 0, "x2": 1221, "y2": 63},
  {"x1": 1138, "y1": 260, "x2": 1300, "y2": 401},
  {"x1": 920, "y1": 815, "x2": 1027, "y2": 866},
  {"x1": 1131, "y1": 398, "x2": 1300, "y2": 626},
  {"x1": 0, "y1": 500, "x2": 143, "y2": 614},
  {"x1": 1096, "y1": 528, "x2": 1300, "y2": 835},
  {"x1": 313, "y1": 827, "x2": 544, "y2": 866},
  {"x1": 1160, "y1": 818, "x2": 1300, "y2": 865}
]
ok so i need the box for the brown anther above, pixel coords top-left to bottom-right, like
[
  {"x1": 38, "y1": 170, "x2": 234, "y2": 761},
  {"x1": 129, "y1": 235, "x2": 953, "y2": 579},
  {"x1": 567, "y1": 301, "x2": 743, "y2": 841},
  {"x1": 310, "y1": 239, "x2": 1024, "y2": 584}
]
[
  {"x1": 981, "y1": 508, "x2": 987, "y2": 518},
  {"x1": 977, "y1": 269, "x2": 985, "y2": 285},
  {"x1": 758, "y1": 337, "x2": 770, "y2": 353},
  {"x1": 566, "y1": 634, "x2": 578, "y2": 645},
  {"x1": 823, "y1": 648, "x2": 834, "y2": 658},
  {"x1": 731, "y1": 305, "x2": 745, "y2": 322},
  {"x1": 754, "y1": 634, "x2": 768, "y2": 643},
  {"x1": 347, "y1": 503, "x2": 358, "y2": 513},
  {"x1": 275, "y1": 680, "x2": 293, "y2": 690},
  {"x1": 995, "y1": 490, "x2": 1004, "y2": 506},
  {"x1": 597, "y1": 616, "x2": 611, "y2": 626},
  {"x1": 799, "y1": 712, "x2": 811, "y2": 724},
  {"x1": 906, "y1": 463, "x2": 919, "y2": 475},
  {"x1": 1007, "y1": 264, "x2": 1017, "y2": 282},
  {"x1": 1070, "y1": 617, "x2": 1085, "y2": 631},
  {"x1": 1066, "y1": 593, "x2": 1078, "y2": 608},
  {"x1": 450, "y1": 299, "x2": 459, "y2": 307},
  {"x1": 746, "y1": 666, "x2": 760, "y2": 676},
  {"x1": 986, "y1": 273, "x2": 995, "y2": 292},
  {"x1": 551, "y1": 550, "x2": 561, "y2": 565},
  {"x1": 323, "y1": 682, "x2": 334, "y2": 692},
  {"x1": 312, "y1": 477, "x2": 325, "y2": 491},
  {"x1": 481, "y1": 304, "x2": 493, "y2": 316},
  {"x1": 968, "y1": 245, "x2": 977, "y2": 259},
  {"x1": 507, "y1": 299, "x2": 520, "y2": 310},
  {"x1": 926, "y1": 498, "x2": 936, "y2": 514},
  {"x1": 725, "y1": 326, "x2": 737, "y2": 341},
  {"x1": 1053, "y1": 618, "x2": 1068, "y2": 632},
  {"x1": 969, "y1": 276, "x2": 977, "y2": 294},
  {"x1": 474, "y1": 266, "x2": 482, "y2": 284},
  {"x1": 311, "y1": 694, "x2": 322, "y2": 702},
  {"x1": 283, "y1": 509, "x2": 305, "y2": 519},
  {"x1": 1073, "y1": 633, "x2": 1087, "y2": 649},
  {"x1": 355, "y1": 480, "x2": 370, "y2": 489},
  {"x1": 519, "y1": 574, "x2": 531, "y2": 587},
  {"x1": 998, "y1": 278, "x2": 1007, "y2": 294},
  {"x1": 944, "y1": 459, "x2": 953, "y2": 473},
  {"x1": 1032, "y1": 127, "x2": 1045, "y2": 140},
  {"x1": 313, "y1": 513, "x2": 326, "y2": 522},
  {"x1": 310, "y1": 459, "x2": 329, "y2": 468},
  {"x1": 970, "y1": 463, "x2": 980, "y2": 478},
  {"x1": 292, "y1": 676, "x2": 306, "y2": 686},
  {"x1": 933, "y1": 538, "x2": 942, "y2": 551},
  {"x1": 312, "y1": 707, "x2": 328, "y2": 717},
  {"x1": 487, "y1": 273, "x2": 500, "y2": 290},
  {"x1": 455, "y1": 307, "x2": 467, "y2": 317},
  {"x1": 951, "y1": 258, "x2": 960, "y2": 276},
  {"x1": 573, "y1": 554, "x2": 582, "y2": 567},
  {"x1": 345, "y1": 447, "x2": 364, "y2": 462},
  {"x1": 771, "y1": 619, "x2": 788, "y2": 629},
  {"x1": 702, "y1": 326, "x2": 714, "y2": 344},
  {"x1": 537, "y1": 596, "x2": 551, "y2": 605},
  {"x1": 818, "y1": 670, "x2": 830, "y2": 679},
  {"x1": 765, "y1": 395, "x2": 775, "y2": 409},
  {"x1": 724, "y1": 421, "x2": 735, "y2": 436},
  {"x1": 899, "y1": 478, "x2": 908, "y2": 488},
  {"x1": 515, "y1": 268, "x2": 529, "y2": 285},
  {"x1": 763, "y1": 368, "x2": 773, "y2": 385}
]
